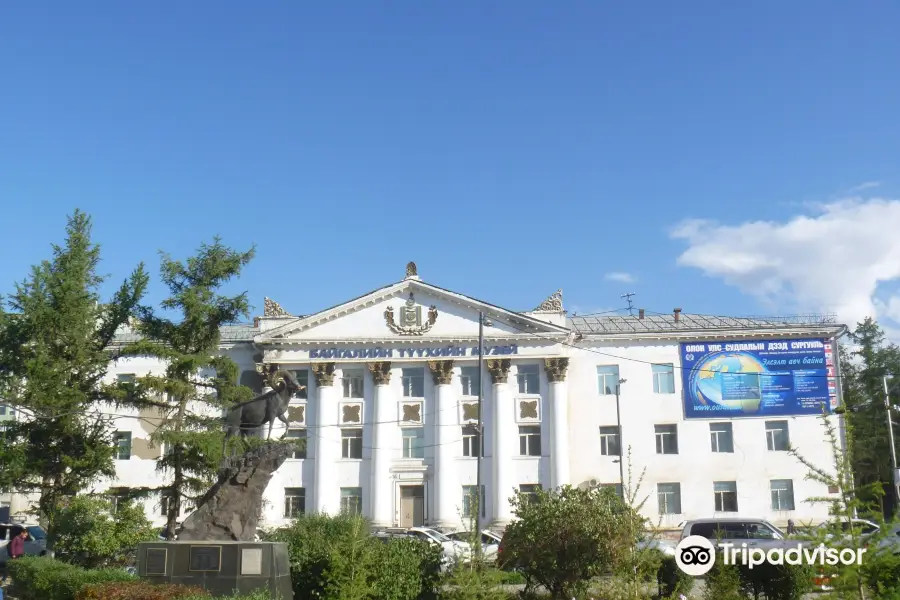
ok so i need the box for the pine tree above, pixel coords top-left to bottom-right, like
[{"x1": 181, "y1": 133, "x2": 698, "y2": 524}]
[
  {"x1": 120, "y1": 237, "x2": 255, "y2": 539},
  {"x1": 841, "y1": 318, "x2": 900, "y2": 518},
  {"x1": 0, "y1": 210, "x2": 148, "y2": 556}
]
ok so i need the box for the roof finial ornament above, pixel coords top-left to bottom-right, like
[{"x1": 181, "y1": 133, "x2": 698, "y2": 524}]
[
  {"x1": 405, "y1": 261, "x2": 418, "y2": 279},
  {"x1": 533, "y1": 289, "x2": 564, "y2": 312},
  {"x1": 263, "y1": 297, "x2": 293, "y2": 318}
]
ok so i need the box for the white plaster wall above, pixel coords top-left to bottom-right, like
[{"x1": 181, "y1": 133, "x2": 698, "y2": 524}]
[{"x1": 567, "y1": 341, "x2": 837, "y2": 528}]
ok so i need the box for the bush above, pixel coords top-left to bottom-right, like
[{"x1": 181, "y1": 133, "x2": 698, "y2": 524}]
[
  {"x1": 737, "y1": 560, "x2": 813, "y2": 600},
  {"x1": 7, "y1": 556, "x2": 135, "y2": 600},
  {"x1": 656, "y1": 555, "x2": 694, "y2": 597},
  {"x1": 499, "y1": 485, "x2": 636, "y2": 599},
  {"x1": 267, "y1": 512, "x2": 442, "y2": 600},
  {"x1": 53, "y1": 496, "x2": 159, "y2": 569},
  {"x1": 702, "y1": 558, "x2": 745, "y2": 600},
  {"x1": 75, "y1": 581, "x2": 210, "y2": 600}
]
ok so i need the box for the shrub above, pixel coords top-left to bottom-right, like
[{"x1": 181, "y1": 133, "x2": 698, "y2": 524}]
[
  {"x1": 7, "y1": 556, "x2": 135, "y2": 600},
  {"x1": 53, "y1": 495, "x2": 159, "y2": 569},
  {"x1": 737, "y1": 560, "x2": 813, "y2": 600},
  {"x1": 702, "y1": 557, "x2": 745, "y2": 600},
  {"x1": 75, "y1": 581, "x2": 210, "y2": 600},
  {"x1": 267, "y1": 512, "x2": 441, "y2": 600},
  {"x1": 656, "y1": 555, "x2": 694, "y2": 598},
  {"x1": 499, "y1": 485, "x2": 636, "y2": 599}
]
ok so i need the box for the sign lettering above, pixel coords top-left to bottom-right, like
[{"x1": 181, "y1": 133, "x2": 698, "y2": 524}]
[{"x1": 309, "y1": 345, "x2": 519, "y2": 360}]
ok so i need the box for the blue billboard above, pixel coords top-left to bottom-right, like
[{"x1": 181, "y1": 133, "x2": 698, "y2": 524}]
[{"x1": 680, "y1": 338, "x2": 838, "y2": 419}]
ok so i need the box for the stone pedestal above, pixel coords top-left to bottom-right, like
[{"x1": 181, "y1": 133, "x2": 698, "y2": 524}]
[{"x1": 137, "y1": 540, "x2": 293, "y2": 599}]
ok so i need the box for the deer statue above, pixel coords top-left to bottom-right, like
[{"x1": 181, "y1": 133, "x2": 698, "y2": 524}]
[{"x1": 222, "y1": 367, "x2": 305, "y2": 457}]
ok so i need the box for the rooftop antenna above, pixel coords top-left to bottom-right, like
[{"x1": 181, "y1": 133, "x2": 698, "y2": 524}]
[{"x1": 621, "y1": 292, "x2": 636, "y2": 316}]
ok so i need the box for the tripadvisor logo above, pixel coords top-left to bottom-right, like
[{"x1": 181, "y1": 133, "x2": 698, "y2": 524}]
[{"x1": 674, "y1": 535, "x2": 867, "y2": 576}]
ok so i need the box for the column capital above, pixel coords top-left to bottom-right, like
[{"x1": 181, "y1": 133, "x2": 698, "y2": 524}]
[
  {"x1": 428, "y1": 360, "x2": 454, "y2": 385},
  {"x1": 368, "y1": 361, "x2": 392, "y2": 385},
  {"x1": 487, "y1": 359, "x2": 512, "y2": 384},
  {"x1": 312, "y1": 363, "x2": 336, "y2": 387},
  {"x1": 545, "y1": 357, "x2": 569, "y2": 383}
]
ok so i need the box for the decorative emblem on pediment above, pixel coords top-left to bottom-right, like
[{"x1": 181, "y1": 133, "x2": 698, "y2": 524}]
[
  {"x1": 461, "y1": 402, "x2": 479, "y2": 422},
  {"x1": 401, "y1": 403, "x2": 422, "y2": 423},
  {"x1": 533, "y1": 289, "x2": 563, "y2": 312},
  {"x1": 406, "y1": 261, "x2": 418, "y2": 278},
  {"x1": 263, "y1": 297, "x2": 293, "y2": 318},
  {"x1": 385, "y1": 293, "x2": 438, "y2": 336},
  {"x1": 342, "y1": 404, "x2": 362, "y2": 424},
  {"x1": 519, "y1": 400, "x2": 539, "y2": 420}
]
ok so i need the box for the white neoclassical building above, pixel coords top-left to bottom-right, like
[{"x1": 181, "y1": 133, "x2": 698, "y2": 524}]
[{"x1": 6, "y1": 263, "x2": 848, "y2": 532}]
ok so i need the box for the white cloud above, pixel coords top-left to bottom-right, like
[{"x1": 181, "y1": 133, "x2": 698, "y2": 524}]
[
  {"x1": 604, "y1": 272, "x2": 636, "y2": 283},
  {"x1": 671, "y1": 197, "x2": 900, "y2": 330}
]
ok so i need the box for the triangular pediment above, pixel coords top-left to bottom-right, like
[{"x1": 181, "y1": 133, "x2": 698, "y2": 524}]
[{"x1": 255, "y1": 280, "x2": 569, "y2": 344}]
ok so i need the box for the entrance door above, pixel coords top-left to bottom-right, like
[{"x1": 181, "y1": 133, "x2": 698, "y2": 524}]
[{"x1": 399, "y1": 486, "x2": 425, "y2": 528}]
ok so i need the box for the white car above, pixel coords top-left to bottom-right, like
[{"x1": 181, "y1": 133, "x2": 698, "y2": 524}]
[
  {"x1": 636, "y1": 538, "x2": 676, "y2": 557},
  {"x1": 407, "y1": 527, "x2": 472, "y2": 566},
  {"x1": 0, "y1": 523, "x2": 47, "y2": 565},
  {"x1": 446, "y1": 529, "x2": 502, "y2": 562}
]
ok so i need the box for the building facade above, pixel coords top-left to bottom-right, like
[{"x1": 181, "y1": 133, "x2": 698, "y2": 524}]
[{"x1": 97, "y1": 263, "x2": 845, "y2": 532}]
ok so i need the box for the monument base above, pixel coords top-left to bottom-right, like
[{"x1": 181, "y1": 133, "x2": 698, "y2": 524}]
[{"x1": 136, "y1": 540, "x2": 293, "y2": 599}]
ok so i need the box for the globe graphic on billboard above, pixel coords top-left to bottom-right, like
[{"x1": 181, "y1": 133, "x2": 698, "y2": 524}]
[{"x1": 691, "y1": 352, "x2": 767, "y2": 413}]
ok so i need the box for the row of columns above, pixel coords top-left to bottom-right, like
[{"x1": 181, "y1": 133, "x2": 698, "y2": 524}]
[{"x1": 306, "y1": 357, "x2": 570, "y2": 527}]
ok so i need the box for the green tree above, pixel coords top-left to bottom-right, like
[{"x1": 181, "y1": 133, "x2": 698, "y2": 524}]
[
  {"x1": 841, "y1": 318, "x2": 900, "y2": 519},
  {"x1": 119, "y1": 238, "x2": 255, "y2": 539},
  {"x1": 53, "y1": 495, "x2": 158, "y2": 568},
  {"x1": 499, "y1": 485, "x2": 636, "y2": 600},
  {"x1": 0, "y1": 210, "x2": 148, "y2": 556}
]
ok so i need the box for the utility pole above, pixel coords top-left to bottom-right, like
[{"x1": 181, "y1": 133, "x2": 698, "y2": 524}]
[
  {"x1": 614, "y1": 379, "x2": 627, "y2": 496},
  {"x1": 885, "y1": 375, "x2": 899, "y2": 509},
  {"x1": 475, "y1": 310, "x2": 489, "y2": 562}
]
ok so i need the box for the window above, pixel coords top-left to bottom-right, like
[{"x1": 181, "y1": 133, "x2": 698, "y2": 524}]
[
  {"x1": 460, "y1": 366, "x2": 480, "y2": 396},
  {"x1": 0, "y1": 405, "x2": 15, "y2": 418},
  {"x1": 714, "y1": 481, "x2": 738, "y2": 512},
  {"x1": 340, "y1": 487, "x2": 362, "y2": 515},
  {"x1": 402, "y1": 368, "x2": 425, "y2": 397},
  {"x1": 284, "y1": 487, "x2": 306, "y2": 518},
  {"x1": 519, "y1": 426, "x2": 541, "y2": 456},
  {"x1": 597, "y1": 365, "x2": 621, "y2": 395},
  {"x1": 652, "y1": 363, "x2": 675, "y2": 394},
  {"x1": 292, "y1": 370, "x2": 308, "y2": 399},
  {"x1": 402, "y1": 427, "x2": 425, "y2": 459},
  {"x1": 117, "y1": 373, "x2": 135, "y2": 384},
  {"x1": 115, "y1": 431, "x2": 132, "y2": 460},
  {"x1": 770, "y1": 479, "x2": 795, "y2": 511},
  {"x1": 519, "y1": 484, "x2": 540, "y2": 504},
  {"x1": 286, "y1": 429, "x2": 307, "y2": 459},
  {"x1": 462, "y1": 425, "x2": 483, "y2": 457},
  {"x1": 657, "y1": 483, "x2": 682, "y2": 514},
  {"x1": 654, "y1": 424, "x2": 678, "y2": 454},
  {"x1": 599, "y1": 426, "x2": 621, "y2": 456},
  {"x1": 107, "y1": 488, "x2": 130, "y2": 514},
  {"x1": 517, "y1": 365, "x2": 540, "y2": 394},
  {"x1": 159, "y1": 492, "x2": 180, "y2": 517},
  {"x1": 766, "y1": 420, "x2": 790, "y2": 451},
  {"x1": 341, "y1": 429, "x2": 363, "y2": 459},
  {"x1": 709, "y1": 423, "x2": 734, "y2": 453},
  {"x1": 600, "y1": 483, "x2": 623, "y2": 498},
  {"x1": 462, "y1": 485, "x2": 486, "y2": 518},
  {"x1": 342, "y1": 369, "x2": 364, "y2": 398}
]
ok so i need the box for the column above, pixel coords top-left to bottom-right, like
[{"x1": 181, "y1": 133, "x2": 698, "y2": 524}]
[
  {"x1": 429, "y1": 360, "x2": 457, "y2": 528},
  {"x1": 368, "y1": 361, "x2": 394, "y2": 527},
  {"x1": 546, "y1": 358, "x2": 570, "y2": 490},
  {"x1": 489, "y1": 359, "x2": 515, "y2": 525},
  {"x1": 313, "y1": 363, "x2": 340, "y2": 514}
]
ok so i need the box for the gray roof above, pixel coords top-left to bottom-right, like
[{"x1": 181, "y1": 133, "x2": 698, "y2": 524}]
[
  {"x1": 568, "y1": 313, "x2": 840, "y2": 335},
  {"x1": 112, "y1": 324, "x2": 258, "y2": 345}
]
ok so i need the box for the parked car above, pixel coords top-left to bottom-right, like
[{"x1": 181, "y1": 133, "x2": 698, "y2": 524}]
[
  {"x1": 406, "y1": 527, "x2": 471, "y2": 565},
  {"x1": 636, "y1": 538, "x2": 676, "y2": 557},
  {"x1": 0, "y1": 523, "x2": 47, "y2": 565},
  {"x1": 445, "y1": 530, "x2": 502, "y2": 562},
  {"x1": 679, "y1": 518, "x2": 801, "y2": 551}
]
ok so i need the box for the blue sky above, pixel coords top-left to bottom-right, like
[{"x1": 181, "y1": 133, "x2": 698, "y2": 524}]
[{"x1": 2, "y1": 2, "x2": 899, "y2": 327}]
